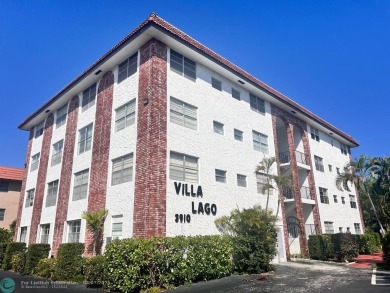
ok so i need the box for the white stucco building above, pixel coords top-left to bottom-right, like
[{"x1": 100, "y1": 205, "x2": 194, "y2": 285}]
[{"x1": 15, "y1": 14, "x2": 363, "y2": 260}]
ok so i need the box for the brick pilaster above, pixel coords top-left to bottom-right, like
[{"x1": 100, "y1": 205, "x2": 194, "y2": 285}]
[
  {"x1": 302, "y1": 131, "x2": 322, "y2": 233},
  {"x1": 52, "y1": 96, "x2": 79, "y2": 256},
  {"x1": 271, "y1": 115, "x2": 290, "y2": 260},
  {"x1": 29, "y1": 114, "x2": 54, "y2": 244},
  {"x1": 84, "y1": 71, "x2": 114, "y2": 256},
  {"x1": 14, "y1": 129, "x2": 34, "y2": 241},
  {"x1": 133, "y1": 38, "x2": 167, "y2": 238}
]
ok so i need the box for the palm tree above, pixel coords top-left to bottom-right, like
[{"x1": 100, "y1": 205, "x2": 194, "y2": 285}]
[
  {"x1": 255, "y1": 156, "x2": 292, "y2": 216},
  {"x1": 335, "y1": 155, "x2": 386, "y2": 234},
  {"x1": 81, "y1": 208, "x2": 109, "y2": 255}
]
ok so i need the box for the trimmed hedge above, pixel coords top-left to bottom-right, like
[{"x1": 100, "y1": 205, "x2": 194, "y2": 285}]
[
  {"x1": 24, "y1": 244, "x2": 51, "y2": 275},
  {"x1": 331, "y1": 233, "x2": 359, "y2": 261},
  {"x1": 0, "y1": 228, "x2": 12, "y2": 243},
  {"x1": 104, "y1": 236, "x2": 233, "y2": 292},
  {"x1": 11, "y1": 251, "x2": 26, "y2": 273},
  {"x1": 308, "y1": 234, "x2": 333, "y2": 260},
  {"x1": 84, "y1": 256, "x2": 105, "y2": 287},
  {"x1": 33, "y1": 258, "x2": 56, "y2": 279},
  {"x1": 0, "y1": 243, "x2": 7, "y2": 265},
  {"x1": 383, "y1": 230, "x2": 390, "y2": 264},
  {"x1": 2, "y1": 242, "x2": 26, "y2": 270},
  {"x1": 357, "y1": 233, "x2": 381, "y2": 254},
  {"x1": 54, "y1": 243, "x2": 84, "y2": 281}
]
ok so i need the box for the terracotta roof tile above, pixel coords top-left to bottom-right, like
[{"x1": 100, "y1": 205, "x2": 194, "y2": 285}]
[
  {"x1": 19, "y1": 13, "x2": 358, "y2": 146},
  {"x1": 0, "y1": 166, "x2": 24, "y2": 181}
]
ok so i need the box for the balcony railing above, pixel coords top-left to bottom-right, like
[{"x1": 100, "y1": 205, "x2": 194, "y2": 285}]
[
  {"x1": 279, "y1": 151, "x2": 308, "y2": 165},
  {"x1": 305, "y1": 224, "x2": 317, "y2": 237},
  {"x1": 300, "y1": 186, "x2": 311, "y2": 200},
  {"x1": 284, "y1": 186, "x2": 313, "y2": 200}
]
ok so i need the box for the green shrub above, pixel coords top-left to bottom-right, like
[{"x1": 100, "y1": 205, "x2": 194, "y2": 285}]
[
  {"x1": 84, "y1": 255, "x2": 105, "y2": 287},
  {"x1": 33, "y1": 258, "x2": 56, "y2": 279},
  {"x1": 331, "y1": 233, "x2": 359, "y2": 262},
  {"x1": 383, "y1": 230, "x2": 390, "y2": 264},
  {"x1": 54, "y1": 243, "x2": 84, "y2": 281},
  {"x1": 11, "y1": 251, "x2": 26, "y2": 273},
  {"x1": 308, "y1": 234, "x2": 334, "y2": 260},
  {"x1": 104, "y1": 236, "x2": 233, "y2": 292},
  {"x1": 0, "y1": 228, "x2": 12, "y2": 243},
  {"x1": 0, "y1": 243, "x2": 8, "y2": 265},
  {"x1": 2, "y1": 242, "x2": 26, "y2": 270},
  {"x1": 24, "y1": 244, "x2": 51, "y2": 275},
  {"x1": 358, "y1": 233, "x2": 381, "y2": 254}
]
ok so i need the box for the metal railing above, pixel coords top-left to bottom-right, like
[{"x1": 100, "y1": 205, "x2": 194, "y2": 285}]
[
  {"x1": 305, "y1": 224, "x2": 317, "y2": 237},
  {"x1": 279, "y1": 150, "x2": 309, "y2": 165},
  {"x1": 283, "y1": 187, "x2": 294, "y2": 199},
  {"x1": 300, "y1": 186, "x2": 311, "y2": 200}
]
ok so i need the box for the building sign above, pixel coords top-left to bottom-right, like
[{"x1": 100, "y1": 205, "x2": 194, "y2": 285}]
[{"x1": 174, "y1": 182, "x2": 217, "y2": 223}]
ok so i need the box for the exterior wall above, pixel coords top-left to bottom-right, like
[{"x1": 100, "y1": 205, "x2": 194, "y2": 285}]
[
  {"x1": 166, "y1": 48, "x2": 280, "y2": 237},
  {"x1": 0, "y1": 180, "x2": 22, "y2": 229},
  {"x1": 308, "y1": 126, "x2": 363, "y2": 233}
]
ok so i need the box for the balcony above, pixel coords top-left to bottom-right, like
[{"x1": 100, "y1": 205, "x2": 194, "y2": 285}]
[
  {"x1": 283, "y1": 186, "x2": 315, "y2": 204},
  {"x1": 279, "y1": 151, "x2": 311, "y2": 170}
]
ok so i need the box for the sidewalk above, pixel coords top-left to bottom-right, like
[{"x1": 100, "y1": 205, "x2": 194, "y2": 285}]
[{"x1": 348, "y1": 252, "x2": 383, "y2": 269}]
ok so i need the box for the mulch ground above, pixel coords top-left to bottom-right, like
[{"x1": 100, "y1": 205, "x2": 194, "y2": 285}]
[{"x1": 348, "y1": 252, "x2": 383, "y2": 269}]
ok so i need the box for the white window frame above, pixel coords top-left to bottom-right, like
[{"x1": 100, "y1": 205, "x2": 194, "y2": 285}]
[
  {"x1": 250, "y1": 93, "x2": 265, "y2": 114},
  {"x1": 112, "y1": 154, "x2": 133, "y2": 186},
  {"x1": 170, "y1": 97, "x2": 197, "y2": 130},
  {"x1": 319, "y1": 187, "x2": 329, "y2": 204},
  {"x1": 252, "y1": 131, "x2": 268, "y2": 153},
  {"x1": 46, "y1": 180, "x2": 59, "y2": 207},
  {"x1": 25, "y1": 189, "x2": 35, "y2": 208},
  {"x1": 73, "y1": 169, "x2": 89, "y2": 201},
  {"x1": 30, "y1": 153, "x2": 40, "y2": 172},
  {"x1": 310, "y1": 127, "x2": 320, "y2": 141},
  {"x1": 56, "y1": 104, "x2": 68, "y2": 128},
  {"x1": 170, "y1": 49, "x2": 196, "y2": 80},
  {"x1": 0, "y1": 180, "x2": 9, "y2": 192},
  {"x1": 169, "y1": 152, "x2": 198, "y2": 183},
  {"x1": 333, "y1": 194, "x2": 338, "y2": 203},
  {"x1": 314, "y1": 155, "x2": 324, "y2": 172},
  {"x1": 78, "y1": 124, "x2": 93, "y2": 155},
  {"x1": 328, "y1": 164, "x2": 332, "y2": 172},
  {"x1": 81, "y1": 83, "x2": 97, "y2": 112},
  {"x1": 324, "y1": 221, "x2": 334, "y2": 234},
  {"x1": 340, "y1": 143, "x2": 348, "y2": 155},
  {"x1": 234, "y1": 129, "x2": 243, "y2": 141},
  {"x1": 118, "y1": 52, "x2": 138, "y2": 83},
  {"x1": 237, "y1": 174, "x2": 247, "y2": 187},
  {"x1": 349, "y1": 194, "x2": 357, "y2": 208},
  {"x1": 213, "y1": 121, "x2": 224, "y2": 135},
  {"x1": 211, "y1": 77, "x2": 222, "y2": 91},
  {"x1": 20, "y1": 227, "x2": 27, "y2": 243},
  {"x1": 115, "y1": 100, "x2": 136, "y2": 132},
  {"x1": 111, "y1": 215, "x2": 123, "y2": 240},
  {"x1": 40, "y1": 224, "x2": 50, "y2": 244},
  {"x1": 354, "y1": 223, "x2": 361, "y2": 234},
  {"x1": 51, "y1": 140, "x2": 64, "y2": 166},
  {"x1": 215, "y1": 169, "x2": 227, "y2": 183},
  {"x1": 67, "y1": 220, "x2": 81, "y2": 243},
  {"x1": 35, "y1": 121, "x2": 44, "y2": 138},
  {"x1": 256, "y1": 173, "x2": 273, "y2": 195},
  {"x1": 231, "y1": 88, "x2": 240, "y2": 100}
]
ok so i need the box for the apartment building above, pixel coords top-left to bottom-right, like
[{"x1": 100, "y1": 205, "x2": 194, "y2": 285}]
[
  {"x1": 15, "y1": 14, "x2": 363, "y2": 260},
  {"x1": 0, "y1": 166, "x2": 23, "y2": 229}
]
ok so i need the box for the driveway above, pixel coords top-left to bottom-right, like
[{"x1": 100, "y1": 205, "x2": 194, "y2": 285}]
[{"x1": 170, "y1": 261, "x2": 389, "y2": 293}]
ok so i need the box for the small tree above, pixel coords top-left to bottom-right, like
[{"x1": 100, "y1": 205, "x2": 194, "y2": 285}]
[
  {"x1": 215, "y1": 205, "x2": 277, "y2": 273},
  {"x1": 81, "y1": 208, "x2": 108, "y2": 255},
  {"x1": 255, "y1": 156, "x2": 292, "y2": 216}
]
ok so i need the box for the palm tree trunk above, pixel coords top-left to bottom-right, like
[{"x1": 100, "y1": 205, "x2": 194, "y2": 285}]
[{"x1": 366, "y1": 191, "x2": 386, "y2": 235}]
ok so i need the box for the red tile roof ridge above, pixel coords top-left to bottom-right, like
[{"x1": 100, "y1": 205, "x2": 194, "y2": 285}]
[{"x1": 0, "y1": 166, "x2": 24, "y2": 181}]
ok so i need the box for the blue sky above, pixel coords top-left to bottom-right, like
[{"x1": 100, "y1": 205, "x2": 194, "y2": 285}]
[{"x1": 0, "y1": 1, "x2": 389, "y2": 168}]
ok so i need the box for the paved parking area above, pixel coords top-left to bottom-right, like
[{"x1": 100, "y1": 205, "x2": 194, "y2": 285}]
[{"x1": 372, "y1": 268, "x2": 390, "y2": 286}]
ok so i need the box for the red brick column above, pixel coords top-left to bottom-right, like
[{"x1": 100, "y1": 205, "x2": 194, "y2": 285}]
[
  {"x1": 84, "y1": 71, "x2": 114, "y2": 256},
  {"x1": 29, "y1": 114, "x2": 54, "y2": 244},
  {"x1": 133, "y1": 38, "x2": 167, "y2": 238},
  {"x1": 52, "y1": 96, "x2": 79, "y2": 255},
  {"x1": 302, "y1": 130, "x2": 322, "y2": 234},
  {"x1": 271, "y1": 115, "x2": 290, "y2": 260},
  {"x1": 14, "y1": 129, "x2": 34, "y2": 241},
  {"x1": 287, "y1": 124, "x2": 308, "y2": 257}
]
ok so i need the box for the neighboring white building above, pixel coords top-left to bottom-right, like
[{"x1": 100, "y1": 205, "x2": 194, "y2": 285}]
[{"x1": 15, "y1": 13, "x2": 363, "y2": 260}]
